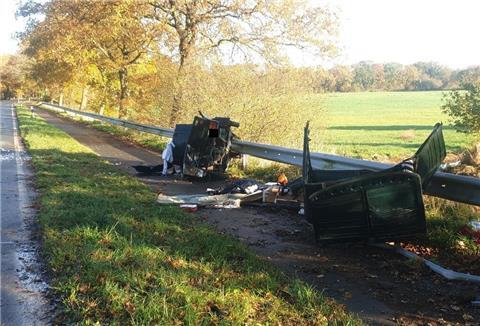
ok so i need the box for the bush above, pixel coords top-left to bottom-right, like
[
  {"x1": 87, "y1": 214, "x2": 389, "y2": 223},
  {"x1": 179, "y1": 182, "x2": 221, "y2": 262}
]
[{"x1": 442, "y1": 82, "x2": 480, "y2": 133}]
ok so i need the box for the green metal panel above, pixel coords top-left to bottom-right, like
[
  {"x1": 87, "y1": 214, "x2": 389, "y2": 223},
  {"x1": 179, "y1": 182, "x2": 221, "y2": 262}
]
[
  {"x1": 413, "y1": 123, "x2": 446, "y2": 188},
  {"x1": 303, "y1": 123, "x2": 444, "y2": 243}
]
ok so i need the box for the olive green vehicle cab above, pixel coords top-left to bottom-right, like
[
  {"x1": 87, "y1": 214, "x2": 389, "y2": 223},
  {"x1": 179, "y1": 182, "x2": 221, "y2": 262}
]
[{"x1": 303, "y1": 123, "x2": 446, "y2": 243}]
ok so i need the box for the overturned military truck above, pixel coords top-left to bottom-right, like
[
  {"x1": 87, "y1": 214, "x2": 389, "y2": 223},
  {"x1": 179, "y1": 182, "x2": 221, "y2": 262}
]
[
  {"x1": 303, "y1": 122, "x2": 446, "y2": 243},
  {"x1": 133, "y1": 114, "x2": 239, "y2": 177},
  {"x1": 171, "y1": 113, "x2": 240, "y2": 178}
]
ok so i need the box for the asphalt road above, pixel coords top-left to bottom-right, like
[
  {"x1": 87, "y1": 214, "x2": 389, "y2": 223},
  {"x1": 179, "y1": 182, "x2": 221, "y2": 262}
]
[{"x1": 0, "y1": 101, "x2": 49, "y2": 325}]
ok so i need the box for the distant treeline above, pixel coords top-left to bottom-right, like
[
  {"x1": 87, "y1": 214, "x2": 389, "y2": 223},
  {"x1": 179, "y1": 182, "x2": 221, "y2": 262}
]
[{"x1": 287, "y1": 61, "x2": 480, "y2": 93}]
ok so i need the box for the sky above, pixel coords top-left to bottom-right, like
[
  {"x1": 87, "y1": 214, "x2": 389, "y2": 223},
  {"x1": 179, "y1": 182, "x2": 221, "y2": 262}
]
[
  {"x1": 0, "y1": 0, "x2": 24, "y2": 55},
  {"x1": 326, "y1": 0, "x2": 480, "y2": 69},
  {"x1": 1, "y1": 0, "x2": 480, "y2": 69}
]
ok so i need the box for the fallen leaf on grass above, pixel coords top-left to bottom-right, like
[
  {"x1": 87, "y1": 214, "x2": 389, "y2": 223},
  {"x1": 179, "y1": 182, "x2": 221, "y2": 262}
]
[
  {"x1": 87, "y1": 300, "x2": 97, "y2": 309},
  {"x1": 78, "y1": 283, "x2": 90, "y2": 294},
  {"x1": 166, "y1": 257, "x2": 184, "y2": 269},
  {"x1": 125, "y1": 300, "x2": 136, "y2": 314}
]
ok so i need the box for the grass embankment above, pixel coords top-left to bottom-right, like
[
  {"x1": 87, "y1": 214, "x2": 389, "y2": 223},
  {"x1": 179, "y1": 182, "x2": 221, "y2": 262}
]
[
  {"x1": 420, "y1": 198, "x2": 479, "y2": 274},
  {"x1": 17, "y1": 105, "x2": 359, "y2": 324}
]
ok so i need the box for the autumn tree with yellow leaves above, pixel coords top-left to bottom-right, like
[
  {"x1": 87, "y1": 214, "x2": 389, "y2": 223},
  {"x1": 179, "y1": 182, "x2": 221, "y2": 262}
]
[
  {"x1": 17, "y1": 0, "x2": 339, "y2": 141},
  {"x1": 19, "y1": 0, "x2": 160, "y2": 118}
]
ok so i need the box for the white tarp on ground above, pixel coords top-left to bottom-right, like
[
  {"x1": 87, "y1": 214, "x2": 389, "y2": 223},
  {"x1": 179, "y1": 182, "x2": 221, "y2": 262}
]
[{"x1": 157, "y1": 193, "x2": 248, "y2": 207}]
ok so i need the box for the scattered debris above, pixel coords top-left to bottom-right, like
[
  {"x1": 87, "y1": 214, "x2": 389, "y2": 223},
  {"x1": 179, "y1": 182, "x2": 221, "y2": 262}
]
[
  {"x1": 157, "y1": 176, "x2": 303, "y2": 211},
  {"x1": 132, "y1": 164, "x2": 166, "y2": 175},
  {"x1": 439, "y1": 143, "x2": 480, "y2": 176},
  {"x1": 157, "y1": 193, "x2": 245, "y2": 207},
  {"x1": 277, "y1": 173, "x2": 288, "y2": 186},
  {"x1": 470, "y1": 221, "x2": 480, "y2": 231},
  {"x1": 460, "y1": 223, "x2": 480, "y2": 245},
  {"x1": 180, "y1": 204, "x2": 198, "y2": 213},
  {"x1": 373, "y1": 243, "x2": 480, "y2": 284},
  {"x1": 440, "y1": 160, "x2": 462, "y2": 170},
  {"x1": 149, "y1": 115, "x2": 465, "y2": 247},
  {"x1": 207, "y1": 179, "x2": 263, "y2": 195}
]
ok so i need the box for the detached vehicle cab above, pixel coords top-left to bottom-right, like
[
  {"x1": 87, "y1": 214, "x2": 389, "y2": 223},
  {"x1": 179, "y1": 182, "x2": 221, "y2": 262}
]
[
  {"x1": 303, "y1": 122, "x2": 446, "y2": 243},
  {"x1": 172, "y1": 114, "x2": 240, "y2": 178}
]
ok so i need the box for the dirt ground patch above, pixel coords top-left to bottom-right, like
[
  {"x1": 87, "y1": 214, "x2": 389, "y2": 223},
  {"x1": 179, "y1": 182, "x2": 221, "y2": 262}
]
[{"x1": 35, "y1": 107, "x2": 480, "y2": 325}]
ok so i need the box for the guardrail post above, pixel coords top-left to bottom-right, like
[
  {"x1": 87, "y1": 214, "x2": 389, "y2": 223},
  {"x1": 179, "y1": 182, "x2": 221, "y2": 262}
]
[
  {"x1": 241, "y1": 154, "x2": 248, "y2": 170},
  {"x1": 80, "y1": 87, "x2": 88, "y2": 111}
]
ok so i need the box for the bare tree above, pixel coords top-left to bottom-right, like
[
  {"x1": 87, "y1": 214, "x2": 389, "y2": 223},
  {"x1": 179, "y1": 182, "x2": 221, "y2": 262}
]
[{"x1": 150, "y1": 0, "x2": 338, "y2": 126}]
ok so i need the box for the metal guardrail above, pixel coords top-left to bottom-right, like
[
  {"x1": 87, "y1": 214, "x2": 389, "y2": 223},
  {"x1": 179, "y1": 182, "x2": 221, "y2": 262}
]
[
  {"x1": 231, "y1": 140, "x2": 480, "y2": 205},
  {"x1": 39, "y1": 102, "x2": 174, "y2": 138},
  {"x1": 37, "y1": 102, "x2": 480, "y2": 206}
]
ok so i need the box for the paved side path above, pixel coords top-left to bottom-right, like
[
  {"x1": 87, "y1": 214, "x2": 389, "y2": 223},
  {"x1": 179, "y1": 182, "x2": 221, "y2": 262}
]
[
  {"x1": 33, "y1": 107, "x2": 203, "y2": 195},
  {"x1": 0, "y1": 101, "x2": 50, "y2": 325},
  {"x1": 36, "y1": 106, "x2": 162, "y2": 168}
]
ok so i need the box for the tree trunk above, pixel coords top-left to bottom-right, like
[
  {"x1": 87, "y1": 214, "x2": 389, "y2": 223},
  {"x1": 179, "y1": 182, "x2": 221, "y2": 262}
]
[
  {"x1": 169, "y1": 91, "x2": 183, "y2": 127},
  {"x1": 118, "y1": 68, "x2": 128, "y2": 119},
  {"x1": 59, "y1": 92, "x2": 64, "y2": 106},
  {"x1": 80, "y1": 87, "x2": 88, "y2": 111},
  {"x1": 169, "y1": 63, "x2": 186, "y2": 127}
]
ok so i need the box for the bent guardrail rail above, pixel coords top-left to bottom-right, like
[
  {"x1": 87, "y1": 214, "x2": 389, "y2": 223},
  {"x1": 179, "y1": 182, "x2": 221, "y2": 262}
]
[{"x1": 37, "y1": 102, "x2": 480, "y2": 206}]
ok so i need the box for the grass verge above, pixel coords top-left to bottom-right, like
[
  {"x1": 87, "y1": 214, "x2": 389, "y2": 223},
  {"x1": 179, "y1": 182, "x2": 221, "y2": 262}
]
[
  {"x1": 228, "y1": 160, "x2": 301, "y2": 183},
  {"x1": 416, "y1": 198, "x2": 480, "y2": 274},
  {"x1": 16, "y1": 105, "x2": 359, "y2": 324}
]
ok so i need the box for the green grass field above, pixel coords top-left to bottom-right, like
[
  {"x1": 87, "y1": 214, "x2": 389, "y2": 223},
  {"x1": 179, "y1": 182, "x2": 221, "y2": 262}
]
[{"x1": 301, "y1": 91, "x2": 476, "y2": 161}]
